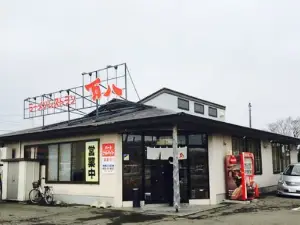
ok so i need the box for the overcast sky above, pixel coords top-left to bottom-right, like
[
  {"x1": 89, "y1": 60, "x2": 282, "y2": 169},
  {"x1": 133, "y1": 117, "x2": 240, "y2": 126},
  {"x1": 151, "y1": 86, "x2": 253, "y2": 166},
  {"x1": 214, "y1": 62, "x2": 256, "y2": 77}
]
[{"x1": 1, "y1": 0, "x2": 300, "y2": 133}]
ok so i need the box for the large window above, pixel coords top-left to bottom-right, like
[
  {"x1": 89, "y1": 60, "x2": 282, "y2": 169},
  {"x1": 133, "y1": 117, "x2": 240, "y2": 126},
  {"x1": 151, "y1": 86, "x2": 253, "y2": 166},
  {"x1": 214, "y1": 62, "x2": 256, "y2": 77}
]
[
  {"x1": 188, "y1": 134, "x2": 209, "y2": 199},
  {"x1": 231, "y1": 136, "x2": 262, "y2": 175},
  {"x1": 178, "y1": 98, "x2": 189, "y2": 110},
  {"x1": 46, "y1": 140, "x2": 99, "y2": 183},
  {"x1": 48, "y1": 144, "x2": 59, "y2": 181},
  {"x1": 208, "y1": 107, "x2": 217, "y2": 117},
  {"x1": 232, "y1": 136, "x2": 244, "y2": 155},
  {"x1": 272, "y1": 143, "x2": 291, "y2": 174},
  {"x1": 122, "y1": 134, "x2": 143, "y2": 201},
  {"x1": 24, "y1": 147, "x2": 31, "y2": 159},
  {"x1": 246, "y1": 138, "x2": 262, "y2": 175}
]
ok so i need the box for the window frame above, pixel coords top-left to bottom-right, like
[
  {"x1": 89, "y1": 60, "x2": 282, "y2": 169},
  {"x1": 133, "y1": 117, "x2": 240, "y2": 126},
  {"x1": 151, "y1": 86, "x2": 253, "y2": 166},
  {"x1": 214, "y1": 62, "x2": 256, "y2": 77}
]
[
  {"x1": 272, "y1": 143, "x2": 291, "y2": 174},
  {"x1": 178, "y1": 98, "x2": 189, "y2": 111},
  {"x1": 188, "y1": 133, "x2": 210, "y2": 200},
  {"x1": 245, "y1": 138, "x2": 263, "y2": 175},
  {"x1": 208, "y1": 107, "x2": 218, "y2": 117},
  {"x1": 231, "y1": 136, "x2": 262, "y2": 175},
  {"x1": 194, "y1": 103, "x2": 204, "y2": 114},
  {"x1": 24, "y1": 139, "x2": 100, "y2": 184},
  {"x1": 11, "y1": 148, "x2": 16, "y2": 159}
]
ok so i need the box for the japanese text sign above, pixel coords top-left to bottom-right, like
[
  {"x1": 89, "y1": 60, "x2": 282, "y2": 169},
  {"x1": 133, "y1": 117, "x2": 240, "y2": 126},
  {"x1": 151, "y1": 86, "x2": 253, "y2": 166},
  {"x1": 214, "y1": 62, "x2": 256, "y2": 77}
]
[
  {"x1": 101, "y1": 143, "x2": 115, "y2": 174},
  {"x1": 102, "y1": 143, "x2": 115, "y2": 157},
  {"x1": 85, "y1": 78, "x2": 123, "y2": 101},
  {"x1": 85, "y1": 141, "x2": 99, "y2": 182},
  {"x1": 29, "y1": 95, "x2": 76, "y2": 112}
]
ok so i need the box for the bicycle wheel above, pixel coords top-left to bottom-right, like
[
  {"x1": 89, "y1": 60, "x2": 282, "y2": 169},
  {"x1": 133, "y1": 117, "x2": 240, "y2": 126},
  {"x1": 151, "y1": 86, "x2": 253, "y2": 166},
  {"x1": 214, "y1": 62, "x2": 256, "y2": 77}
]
[
  {"x1": 44, "y1": 189, "x2": 53, "y2": 205},
  {"x1": 29, "y1": 189, "x2": 42, "y2": 204}
]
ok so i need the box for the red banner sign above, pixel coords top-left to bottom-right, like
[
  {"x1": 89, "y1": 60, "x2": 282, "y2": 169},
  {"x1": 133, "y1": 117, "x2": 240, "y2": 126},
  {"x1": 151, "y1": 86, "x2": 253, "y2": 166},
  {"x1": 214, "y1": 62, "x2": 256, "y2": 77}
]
[
  {"x1": 102, "y1": 143, "x2": 115, "y2": 157},
  {"x1": 29, "y1": 95, "x2": 76, "y2": 112}
]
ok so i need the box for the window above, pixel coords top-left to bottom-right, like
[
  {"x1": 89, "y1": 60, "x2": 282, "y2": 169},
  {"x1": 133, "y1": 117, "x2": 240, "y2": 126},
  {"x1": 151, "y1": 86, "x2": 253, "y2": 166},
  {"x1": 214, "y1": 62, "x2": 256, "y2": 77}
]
[
  {"x1": 232, "y1": 137, "x2": 244, "y2": 155},
  {"x1": 178, "y1": 98, "x2": 189, "y2": 110},
  {"x1": 208, "y1": 107, "x2": 217, "y2": 117},
  {"x1": 12, "y1": 149, "x2": 16, "y2": 159},
  {"x1": 189, "y1": 142, "x2": 209, "y2": 199},
  {"x1": 272, "y1": 143, "x2": 291, "y2": 174},
  {"x1": 122, "y1": 134, "x2": 143, "y2": 201},
  {"x1": 194, "y1": 103, "x2": 204, "y2": 114},
  {"x1": 283, "y1": 164, "x2": 300, "y2": 176},
  {"x1": 59, "y1": 143, "x2": 71, "y2": 181},
  {"x1": 71, "y1": 142, "x2": 85, "y2": 182},
  {"x1": 47, "y1": 140, "x2": 99, "y2": 183},
  {"x1": 231, "y1": 137, "x2": 262, "y2": 175},
  {"x1": 48, "y1": 144, "x2": 58, "y2": 181},
  {"x1": 246, "y1": 138, "x2": 262, "y2": 175},
  {"x1": 24, "y1": 147, "x2": 31, "y2": 159},
  {"x1": 188, "y1": 134, "x2": 206, "y2": 146},
  {"x1": 37, "y1": 145, "x2": 48, "y2": 165}
]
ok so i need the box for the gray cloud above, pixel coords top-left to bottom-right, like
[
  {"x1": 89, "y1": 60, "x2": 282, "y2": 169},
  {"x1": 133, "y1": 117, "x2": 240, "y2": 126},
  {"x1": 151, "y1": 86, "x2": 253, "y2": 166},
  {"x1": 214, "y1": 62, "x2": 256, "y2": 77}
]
[{"x1": 1, "y1": 0, "x2": 300, "y2": 133}]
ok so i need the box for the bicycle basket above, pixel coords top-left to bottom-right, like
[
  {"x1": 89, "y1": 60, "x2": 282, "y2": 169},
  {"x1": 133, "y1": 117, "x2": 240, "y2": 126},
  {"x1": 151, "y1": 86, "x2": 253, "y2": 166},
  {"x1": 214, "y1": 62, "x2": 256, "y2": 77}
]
[{"x1": 32, "y1": 181, "x2": 39, "y2": 188}]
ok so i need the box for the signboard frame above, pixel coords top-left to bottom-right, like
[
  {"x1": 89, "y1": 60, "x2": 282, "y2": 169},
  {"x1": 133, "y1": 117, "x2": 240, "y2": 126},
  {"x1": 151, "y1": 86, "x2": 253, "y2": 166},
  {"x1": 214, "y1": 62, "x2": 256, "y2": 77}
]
[{"x1": 23, "y1": 63, "x2": 131, "y2": 126}]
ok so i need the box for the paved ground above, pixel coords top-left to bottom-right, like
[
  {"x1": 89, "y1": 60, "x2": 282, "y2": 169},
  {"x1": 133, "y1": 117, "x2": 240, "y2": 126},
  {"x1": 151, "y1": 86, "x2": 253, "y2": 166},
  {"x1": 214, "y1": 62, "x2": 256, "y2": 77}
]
[{"x1": 1, "y1": 194, "x2": 300, "y2": 225}]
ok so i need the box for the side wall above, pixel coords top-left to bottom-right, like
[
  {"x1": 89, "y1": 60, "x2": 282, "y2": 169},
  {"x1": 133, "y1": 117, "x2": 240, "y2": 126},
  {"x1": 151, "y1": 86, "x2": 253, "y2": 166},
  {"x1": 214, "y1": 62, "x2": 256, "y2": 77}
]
[
  {"x1": 208, "y1": 134, "x2": 231, "y2": 205},
  {"x1": 3, "y1": 133, "x2": 123, "y2": 207},
  {"x1": 208, "y1": 134, "x2": 298, "y2": 204}
]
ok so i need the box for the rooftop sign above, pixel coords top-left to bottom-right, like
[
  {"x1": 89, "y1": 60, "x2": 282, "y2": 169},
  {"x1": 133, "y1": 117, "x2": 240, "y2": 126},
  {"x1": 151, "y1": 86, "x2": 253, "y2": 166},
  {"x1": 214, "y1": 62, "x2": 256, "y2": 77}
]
[{"x1": 23, "y1": 63, "x2": 130, "y2": 126}]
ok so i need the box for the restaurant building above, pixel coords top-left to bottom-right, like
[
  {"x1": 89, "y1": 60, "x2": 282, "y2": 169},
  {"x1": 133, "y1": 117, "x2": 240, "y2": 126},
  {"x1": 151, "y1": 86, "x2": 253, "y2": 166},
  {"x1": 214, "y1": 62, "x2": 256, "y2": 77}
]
[{"x1": 0, "y1": 87, "x2": 299, "y2": 207}]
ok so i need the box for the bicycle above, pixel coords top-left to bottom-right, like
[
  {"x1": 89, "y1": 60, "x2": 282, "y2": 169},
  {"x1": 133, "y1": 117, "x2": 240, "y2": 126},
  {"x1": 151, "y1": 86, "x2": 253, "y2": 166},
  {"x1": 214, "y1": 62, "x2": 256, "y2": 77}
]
[{"x1": 29, "y1": 177, "x2": 54, "y2": 205}]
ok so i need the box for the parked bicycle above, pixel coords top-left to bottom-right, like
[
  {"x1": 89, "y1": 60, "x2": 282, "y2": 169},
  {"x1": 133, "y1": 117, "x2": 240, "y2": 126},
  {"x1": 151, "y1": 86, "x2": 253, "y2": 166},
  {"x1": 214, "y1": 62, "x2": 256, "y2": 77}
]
[{"x1": 29, "y1": 177, "x2": 54, "y2": 205}]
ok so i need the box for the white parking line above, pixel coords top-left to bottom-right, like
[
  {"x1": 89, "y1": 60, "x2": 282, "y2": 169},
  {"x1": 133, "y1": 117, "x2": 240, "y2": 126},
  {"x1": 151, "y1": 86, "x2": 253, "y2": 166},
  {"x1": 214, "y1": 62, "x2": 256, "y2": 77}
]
[{"x1": 291, "y1": 207, "x2": 300, "y2": 211}]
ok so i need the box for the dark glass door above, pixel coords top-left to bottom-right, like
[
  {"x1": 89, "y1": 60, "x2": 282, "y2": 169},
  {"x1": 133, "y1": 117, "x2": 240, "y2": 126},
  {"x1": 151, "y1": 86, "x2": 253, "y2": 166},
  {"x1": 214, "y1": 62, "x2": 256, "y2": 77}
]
[{"x1": 145, "y1": 160, "x2": 169, "y2": 203}]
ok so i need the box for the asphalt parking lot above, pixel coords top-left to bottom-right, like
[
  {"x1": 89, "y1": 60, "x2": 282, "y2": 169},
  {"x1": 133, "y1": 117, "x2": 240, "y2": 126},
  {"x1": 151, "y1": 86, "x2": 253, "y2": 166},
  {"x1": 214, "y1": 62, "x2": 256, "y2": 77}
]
[{"x1": 0, "y1": 194, "x2": 300, "y2": 225}]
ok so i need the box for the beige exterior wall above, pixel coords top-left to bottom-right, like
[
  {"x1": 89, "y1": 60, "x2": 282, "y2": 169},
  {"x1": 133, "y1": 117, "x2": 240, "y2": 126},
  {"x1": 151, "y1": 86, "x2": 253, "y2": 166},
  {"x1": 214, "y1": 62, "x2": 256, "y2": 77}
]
[
  {"x1": 2, "y1": 132, "x2": 299, "y2": 206},
  {"x1": 208, "y1": 134, "x2": 231, "y2": 204},
  {"x1": 3, "y1": 133, "x2": 123, "y2": 207}
]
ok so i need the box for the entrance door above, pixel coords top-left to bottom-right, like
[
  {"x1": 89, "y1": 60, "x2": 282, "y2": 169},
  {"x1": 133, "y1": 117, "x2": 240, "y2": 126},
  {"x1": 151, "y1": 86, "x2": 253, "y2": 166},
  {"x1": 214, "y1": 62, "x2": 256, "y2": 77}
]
[
  {"x1": 7, "y1": 162, "x2": 19, "y2": 200},
  {"x1": 145, "y1": 160, "x2": 173, "y2": 204}
]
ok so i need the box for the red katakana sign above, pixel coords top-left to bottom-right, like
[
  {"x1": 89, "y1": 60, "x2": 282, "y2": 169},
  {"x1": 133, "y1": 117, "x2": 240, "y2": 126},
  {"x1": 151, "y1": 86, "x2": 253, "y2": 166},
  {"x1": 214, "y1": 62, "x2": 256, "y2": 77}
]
[{"x1": 29, "y1": 95, "x2": 76, "y2": 112}]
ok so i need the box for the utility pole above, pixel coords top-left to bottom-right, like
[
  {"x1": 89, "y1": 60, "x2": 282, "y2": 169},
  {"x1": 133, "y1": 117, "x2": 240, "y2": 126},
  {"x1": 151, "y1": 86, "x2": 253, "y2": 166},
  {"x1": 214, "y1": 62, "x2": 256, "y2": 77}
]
[
  {"x1": 248, "y1": 102, "x2": 252, "y2": 128},
  {"x1": 172, "y1": 125, "x2": 180, "y2": 212}
]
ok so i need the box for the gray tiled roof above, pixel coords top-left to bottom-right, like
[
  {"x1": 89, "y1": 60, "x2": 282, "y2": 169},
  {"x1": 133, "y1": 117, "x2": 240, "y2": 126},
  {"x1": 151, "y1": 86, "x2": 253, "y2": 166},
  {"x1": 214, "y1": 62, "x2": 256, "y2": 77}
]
[{"x1": 0, "y1": 99, "x2": 177, "y2": 138}]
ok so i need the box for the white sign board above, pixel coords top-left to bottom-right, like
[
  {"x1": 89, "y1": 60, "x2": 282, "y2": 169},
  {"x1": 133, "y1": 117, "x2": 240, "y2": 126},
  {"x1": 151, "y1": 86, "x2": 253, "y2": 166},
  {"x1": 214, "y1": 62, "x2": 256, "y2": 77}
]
[
  {"x1": 146, "y1": 147, "x2": 187, "y2": 160},
  {"x1": 102, "y1": 157, "x2": 115, "y2": 174}
]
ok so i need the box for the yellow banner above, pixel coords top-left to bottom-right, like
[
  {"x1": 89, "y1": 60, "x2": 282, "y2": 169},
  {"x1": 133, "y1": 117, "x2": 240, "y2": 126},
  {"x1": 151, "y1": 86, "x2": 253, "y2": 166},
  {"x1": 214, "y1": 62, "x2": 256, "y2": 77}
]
[{"x1": 85, "y1": 141, "x2": 99, "y2": 182}]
